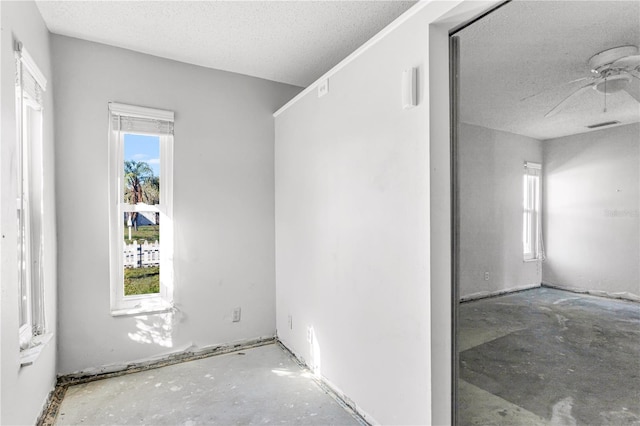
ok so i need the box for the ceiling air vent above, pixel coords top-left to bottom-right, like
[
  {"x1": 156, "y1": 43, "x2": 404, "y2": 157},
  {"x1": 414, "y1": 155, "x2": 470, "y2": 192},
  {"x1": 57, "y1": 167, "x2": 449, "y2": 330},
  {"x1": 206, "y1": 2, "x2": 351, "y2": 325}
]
[{"x1": 587, "y1": 120, "x2": 620, "y2": 129}]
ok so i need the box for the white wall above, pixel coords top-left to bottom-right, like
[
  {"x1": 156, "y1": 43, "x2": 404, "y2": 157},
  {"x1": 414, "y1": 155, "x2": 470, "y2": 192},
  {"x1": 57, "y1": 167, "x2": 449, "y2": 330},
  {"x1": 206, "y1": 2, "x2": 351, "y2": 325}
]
[
  {"x1": 543, "y1": 123, "x2": 640, "y2": 300},
  {"x1": 274, "y1": 2, "x2": 499, "y2": 424},
  {"x1": 0, "y1": 1, "x2": 58, "y2": 424},
  {"x1": 458, "y1": 123, "x2": 543, "y2": 300},
  {"x1": 52, "y1": 35, "x2": 301, "y2": 375}
]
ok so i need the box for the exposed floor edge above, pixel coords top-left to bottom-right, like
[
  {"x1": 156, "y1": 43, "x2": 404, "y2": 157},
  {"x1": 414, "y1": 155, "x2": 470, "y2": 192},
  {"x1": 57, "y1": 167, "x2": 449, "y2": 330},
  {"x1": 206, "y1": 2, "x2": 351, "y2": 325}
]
[
  {"x1": 38, "y1": 336, "x2": 276, "y2": 426},
  {"x1": 460, "y1": 284, "x2": 541, "y2": 303},
  {"x1": 275, "y1": 339, "x2": 372, "y2": 426},
  {"x1": 37, "y1": 384, "x2": 65, "y2": 426},
  {"x1": 59, "y1": 336, "x2": 276, "y2": 385},
  {"x1": 541, "y1": 282, "x2": 640, "y2": 303}
]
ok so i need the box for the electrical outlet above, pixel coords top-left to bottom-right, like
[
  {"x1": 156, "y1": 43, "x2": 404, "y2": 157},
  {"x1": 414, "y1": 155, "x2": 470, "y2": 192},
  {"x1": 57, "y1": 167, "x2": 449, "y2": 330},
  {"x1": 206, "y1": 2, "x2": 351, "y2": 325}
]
[
  {"x1": 232, "y1": 307, "x2": 241, "y2": 322},
  {"x1": 288, "y1": 315, "x2": 292, "y2": 330},
  {"x1": 307, "y1": 326, "x2": 313, "y2": 344},
  {"x1": 484, "y1": 272, "x2": 490, "y2": 281}
]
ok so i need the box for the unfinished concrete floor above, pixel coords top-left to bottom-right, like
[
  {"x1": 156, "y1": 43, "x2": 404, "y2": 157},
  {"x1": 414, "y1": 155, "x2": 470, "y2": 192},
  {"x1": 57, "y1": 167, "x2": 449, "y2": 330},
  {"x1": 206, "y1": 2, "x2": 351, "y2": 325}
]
[
  {"x1": 458, "y1": 287, "x2": 640, "y2": 425},
  {"x1": 56, "y1": 344, "x2": 362, "y2": 425}
]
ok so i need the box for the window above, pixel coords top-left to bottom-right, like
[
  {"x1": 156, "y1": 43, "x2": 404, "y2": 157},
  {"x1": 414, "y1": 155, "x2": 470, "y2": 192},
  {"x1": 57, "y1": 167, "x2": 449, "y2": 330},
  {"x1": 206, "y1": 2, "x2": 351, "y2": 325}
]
[
  {"x1": 15, "y1": 43, "x2": 47, "y2": 350},
  {"x1": 108, "y1": 103, "x2": 174, "y2": 315},
  {"x1": 523, "y1": 161, "x2": 542, "y2": 261}
]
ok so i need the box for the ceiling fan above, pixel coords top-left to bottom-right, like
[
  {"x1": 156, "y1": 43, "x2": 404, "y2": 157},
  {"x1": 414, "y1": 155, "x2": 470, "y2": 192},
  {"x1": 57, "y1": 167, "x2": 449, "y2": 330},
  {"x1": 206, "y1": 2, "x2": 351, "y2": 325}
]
[{"x1": 524, "y1": 45, "x2": 640, "y2": 117}]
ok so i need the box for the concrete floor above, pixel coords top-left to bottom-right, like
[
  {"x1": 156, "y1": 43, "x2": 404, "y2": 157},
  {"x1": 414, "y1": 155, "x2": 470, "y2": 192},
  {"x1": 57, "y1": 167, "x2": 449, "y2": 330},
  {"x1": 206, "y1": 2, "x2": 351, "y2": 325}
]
[
  {"x1": 56, "y1": 344, "x2": 362, "y2": 425},
  {"x1": 458, "y1": 287, "x2": 640, "y2": 426}
]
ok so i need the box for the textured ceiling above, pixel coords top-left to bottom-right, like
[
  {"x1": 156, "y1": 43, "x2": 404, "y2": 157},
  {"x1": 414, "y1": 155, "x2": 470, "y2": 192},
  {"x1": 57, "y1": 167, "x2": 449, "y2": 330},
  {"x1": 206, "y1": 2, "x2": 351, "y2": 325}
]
[
  {"x1": 35, "y1": 0, "x2": 416, "y2": 88},
  {"x1": 458, "y1": 0, "x2": 640, "y2": 140}
]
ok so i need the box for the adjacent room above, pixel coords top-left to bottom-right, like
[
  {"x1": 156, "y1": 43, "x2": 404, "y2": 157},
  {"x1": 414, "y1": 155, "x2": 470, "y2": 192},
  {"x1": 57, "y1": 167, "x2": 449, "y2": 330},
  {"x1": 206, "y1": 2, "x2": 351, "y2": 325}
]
[
  {"x1": 454, "y1": 1, "x2": 640, "y2": 424},
  {"x1": 0, "y1": 0, "x2": 637, "y2": 425}
]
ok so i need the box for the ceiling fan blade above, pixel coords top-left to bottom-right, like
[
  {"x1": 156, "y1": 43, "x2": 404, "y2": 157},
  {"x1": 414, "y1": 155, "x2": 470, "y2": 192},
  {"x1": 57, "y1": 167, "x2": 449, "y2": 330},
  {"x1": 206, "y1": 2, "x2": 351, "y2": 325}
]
[
  {"x1": 520, "y1": 76, "x2": 592, "y2": 102},
  {"x1": 544, "y1": 82, "x2": 596, "y2": 117},
  {"x1": 612, "y1": 55, "x2": 640, "y2": 69}
]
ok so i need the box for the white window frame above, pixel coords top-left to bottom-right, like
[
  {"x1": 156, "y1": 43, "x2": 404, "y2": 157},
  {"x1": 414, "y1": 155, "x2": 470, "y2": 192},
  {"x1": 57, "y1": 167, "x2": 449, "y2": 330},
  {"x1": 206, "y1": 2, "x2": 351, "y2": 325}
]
[
  {"x1": 108, "y1": 103, "x2": 174, "y2": 316},
  {"x1": 15, "y1": 44, "x2": 47, "y2": 351},
  {"x1": 523, "y1": 161, "x2": 542, "y2": 261}
]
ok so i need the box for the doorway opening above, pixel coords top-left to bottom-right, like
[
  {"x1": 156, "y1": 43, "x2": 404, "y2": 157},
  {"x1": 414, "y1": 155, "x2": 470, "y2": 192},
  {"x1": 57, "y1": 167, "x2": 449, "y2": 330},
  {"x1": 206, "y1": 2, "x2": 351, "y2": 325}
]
[{"x1": 450, "y1": 1, "x2": 640, "y2": 424}]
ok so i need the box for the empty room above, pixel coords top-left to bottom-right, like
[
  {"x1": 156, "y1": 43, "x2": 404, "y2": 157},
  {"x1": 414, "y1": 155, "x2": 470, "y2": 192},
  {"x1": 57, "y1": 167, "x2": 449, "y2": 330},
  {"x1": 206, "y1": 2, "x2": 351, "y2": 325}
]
[
  {"x1": 454, "y1": 1, "x2": 640, "y2": 425},
  {"x1": 1, "y1": 0, "x2": 638, "y2": 425}
]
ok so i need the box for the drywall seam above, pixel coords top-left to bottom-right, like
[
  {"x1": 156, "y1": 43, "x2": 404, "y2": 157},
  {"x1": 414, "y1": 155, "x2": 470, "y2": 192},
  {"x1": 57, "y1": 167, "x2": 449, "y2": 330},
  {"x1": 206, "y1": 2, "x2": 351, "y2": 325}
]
[
  {"x1": 541, "y1": 282, "x2": 640, "y2": 303},
  {"x1": 460, "y1": 283, "x2": 542, "y2": 303},
  {"x1": 275, "y1": 340, "x2": 373, "y2": 426},
  {"x1": 273, "y1": 0, "x2": 435, "y2": 118}
]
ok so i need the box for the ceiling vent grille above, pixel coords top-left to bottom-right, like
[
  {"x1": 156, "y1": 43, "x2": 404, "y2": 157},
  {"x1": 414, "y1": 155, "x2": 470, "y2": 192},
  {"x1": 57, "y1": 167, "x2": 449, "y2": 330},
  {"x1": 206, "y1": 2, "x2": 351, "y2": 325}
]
[{"x1": 586, "y1": 121, "x2": 620, "y2": 129}]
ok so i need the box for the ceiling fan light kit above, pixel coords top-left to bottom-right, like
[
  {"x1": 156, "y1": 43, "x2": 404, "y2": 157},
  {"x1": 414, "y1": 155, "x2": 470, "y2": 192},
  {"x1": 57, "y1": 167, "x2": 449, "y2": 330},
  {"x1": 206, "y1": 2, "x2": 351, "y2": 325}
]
[{"x1": 594, "y1": 74, "x2": 632, "y2": 94}]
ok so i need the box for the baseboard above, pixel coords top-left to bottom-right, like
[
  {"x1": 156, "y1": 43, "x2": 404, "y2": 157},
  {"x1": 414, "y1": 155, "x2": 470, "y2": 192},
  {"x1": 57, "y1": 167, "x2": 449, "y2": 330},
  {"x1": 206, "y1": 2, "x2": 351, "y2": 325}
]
[
  {"x1": 460, "y1": 283, "x2": 542, "y2": 303},
  {"x1": 541, "y1": 282, "x2": 640, "y2": 303},
  {"x1": 276, "y1": 339, "x2": 373, "y2": 426}
]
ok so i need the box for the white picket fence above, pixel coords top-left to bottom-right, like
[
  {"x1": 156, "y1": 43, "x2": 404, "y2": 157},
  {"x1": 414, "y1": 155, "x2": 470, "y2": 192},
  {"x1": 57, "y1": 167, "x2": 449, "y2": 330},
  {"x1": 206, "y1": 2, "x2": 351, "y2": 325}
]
[{"x1": 124, "y1": 240, "x2": 160, "y2": 268}]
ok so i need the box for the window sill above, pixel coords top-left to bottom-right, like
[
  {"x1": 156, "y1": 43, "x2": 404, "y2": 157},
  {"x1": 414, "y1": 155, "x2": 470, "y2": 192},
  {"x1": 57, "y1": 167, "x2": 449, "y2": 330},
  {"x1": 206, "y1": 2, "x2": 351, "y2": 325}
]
[
  {"x1": 20, "y1": 333, "x2": 54, "y2": 367},
  {"x1": 111, "y1": 300, "x2": 173, "y2": 317}
]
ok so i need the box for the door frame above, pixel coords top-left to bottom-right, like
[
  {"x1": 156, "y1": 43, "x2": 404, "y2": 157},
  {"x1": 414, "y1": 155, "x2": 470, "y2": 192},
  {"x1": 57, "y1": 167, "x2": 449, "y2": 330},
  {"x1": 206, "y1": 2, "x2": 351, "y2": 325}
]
[{"x1": 427, "y1": 1, "x2": 510, "y2": 424}]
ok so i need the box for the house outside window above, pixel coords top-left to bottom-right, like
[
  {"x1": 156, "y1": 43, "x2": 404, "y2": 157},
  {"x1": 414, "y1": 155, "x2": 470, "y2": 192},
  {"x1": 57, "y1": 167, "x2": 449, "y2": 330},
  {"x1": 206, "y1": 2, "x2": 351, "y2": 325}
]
[{"x1": 108, "y1": 103, "x2": 174, "y2": 315}]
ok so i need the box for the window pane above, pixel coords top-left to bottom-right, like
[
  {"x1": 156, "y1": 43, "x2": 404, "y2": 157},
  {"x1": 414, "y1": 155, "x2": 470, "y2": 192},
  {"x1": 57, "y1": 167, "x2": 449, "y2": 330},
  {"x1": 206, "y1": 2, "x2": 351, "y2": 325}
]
[
  {"x1": 123, "y1": 134, "x2": 160, "y2": 205},
  {"x1": 17, "y1": 103, "x2": 32, "y2": 330},
  {"x1": 523, "y1": 211, "x2": 530, "y2": 254},
  {"x1": 523, "y1": 169, "x2": 541, "y2": 259},
  {"x1": 124, "y1": 211, "x2": 160, "y2": 296},
  {"x1": 123, "y1": 134, "x2": 161, "y2": 296},
  {"x1": 18, "y1": 201, "x2": 28, "y2": 327}
]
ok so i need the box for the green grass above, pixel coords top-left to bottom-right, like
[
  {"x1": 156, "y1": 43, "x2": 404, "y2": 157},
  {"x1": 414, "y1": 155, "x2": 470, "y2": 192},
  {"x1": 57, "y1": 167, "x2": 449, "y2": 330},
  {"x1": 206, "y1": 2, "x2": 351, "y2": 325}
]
[
  {"x1": 124, "y1": 266, "x2": 159, "y2": 295},
  {"x1": 123, "y1": 224, "x2": 160, "y2": 295},
  {"x1": 124, "y1": 225, "x2": 159, "y2": 243}
]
